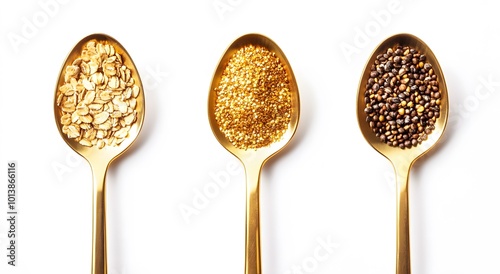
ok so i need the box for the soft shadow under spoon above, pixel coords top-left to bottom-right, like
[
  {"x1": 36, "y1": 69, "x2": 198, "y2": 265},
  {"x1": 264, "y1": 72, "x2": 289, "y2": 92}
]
[
  {"x1": 356, "y1": 33, "x2": 448, "y2": 274},
  {"x1": 54, "y1": 33, "x2": 145, "y2": 274},
  {"x1": 208, "y1": 33, "x2": 300, "y2": 274}
]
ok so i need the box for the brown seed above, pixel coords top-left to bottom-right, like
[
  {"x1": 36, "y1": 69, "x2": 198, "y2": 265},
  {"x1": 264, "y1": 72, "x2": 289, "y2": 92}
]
[{"x1": 364, "y1": 45, "x2": 441, "y2": 149}]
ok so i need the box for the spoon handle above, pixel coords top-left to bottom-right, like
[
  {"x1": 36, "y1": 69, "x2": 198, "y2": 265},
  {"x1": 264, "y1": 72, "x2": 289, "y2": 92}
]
[
  {"x1": 244, "y1": 162, "x2": 263, "y2": 274},
  {"x1": 393, "y1": 161, "x2": 412, "y2": 274},
  {"x1": 90, "y1": 162, "x2": 108, "y2": 274}
]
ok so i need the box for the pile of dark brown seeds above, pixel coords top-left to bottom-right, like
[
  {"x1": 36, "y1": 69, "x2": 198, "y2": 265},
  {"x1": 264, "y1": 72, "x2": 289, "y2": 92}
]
[{"x1": 363, "y1": 46, "x2": 441, "y2": 149}]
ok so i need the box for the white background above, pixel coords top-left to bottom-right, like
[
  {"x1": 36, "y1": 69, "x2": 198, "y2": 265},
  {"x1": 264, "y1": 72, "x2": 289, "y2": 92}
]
[{"x1": 1, "y1": 0, "x2": 500, "y2": 273}]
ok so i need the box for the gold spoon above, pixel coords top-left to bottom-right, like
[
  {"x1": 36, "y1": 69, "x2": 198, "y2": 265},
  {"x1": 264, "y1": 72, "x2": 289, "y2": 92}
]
[
  {"x1": 208, "y1": 33, "x2": 300, "y2": 274},
  {"x1": 54, "y1": 33, "x2": 145, "y2": 274},
  {"x1": 357, "y1": 33, "x2": 448, "y2": 274}
]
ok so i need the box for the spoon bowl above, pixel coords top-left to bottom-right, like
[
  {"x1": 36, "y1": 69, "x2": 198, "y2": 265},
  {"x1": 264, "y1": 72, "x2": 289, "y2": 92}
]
[
  {"x1": 209, "y1": 34, "x2": 300, "y2": 163},
  {"x1": 208, "y1": 33, "x2": 299, "y2": 274},
  {"x1": 356, "y1": 33, "x2": 448, "y2": 274},
  {"x1": 54, "y1": 33, "x2": 145, "y2": 274},
  {"x1": 357, "y1": 33, "x2": 448, "y2": 163}
]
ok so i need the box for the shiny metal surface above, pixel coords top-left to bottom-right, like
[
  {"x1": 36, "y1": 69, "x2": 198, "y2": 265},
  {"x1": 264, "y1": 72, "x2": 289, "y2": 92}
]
[
  {"x1": 208, "y1": 33, "x2": 300, "y2": 274},
  {"x1": 54, "y1": 33, "x2": 145, "y2": 274},
  {"x1": 357, "y1": 33, "x2": 448, "y2": 274}
]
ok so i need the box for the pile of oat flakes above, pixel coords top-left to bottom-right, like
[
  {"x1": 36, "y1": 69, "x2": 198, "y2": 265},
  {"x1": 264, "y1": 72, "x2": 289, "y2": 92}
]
[{"x1": 56, "y1": 40, "x2": 140, "y2": 149}]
